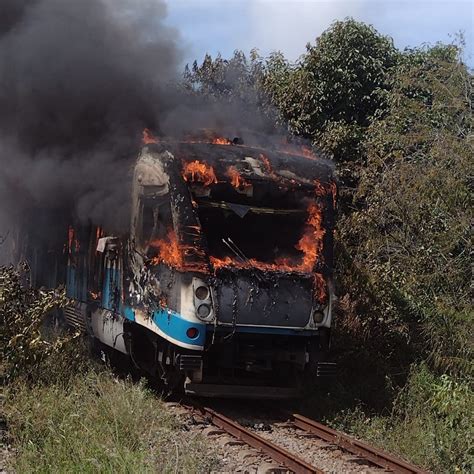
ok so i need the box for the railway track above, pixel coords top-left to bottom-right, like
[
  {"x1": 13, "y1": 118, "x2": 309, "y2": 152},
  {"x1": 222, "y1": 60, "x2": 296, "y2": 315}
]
[
  {"x1": 291, "y1": 414, "x2": 427, "y2": 474},
  {"x1": 181, "y1": 402, "x2": 428, "y2": 473}
]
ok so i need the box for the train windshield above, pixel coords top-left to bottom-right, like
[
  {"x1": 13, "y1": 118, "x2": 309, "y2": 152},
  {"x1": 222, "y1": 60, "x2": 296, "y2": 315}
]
[
  {"x1": 136, "y1": 182, "x2": 324, "y2": 273},
  {"x1": 196, "y1": 199, "x2": 309, "y2": 266}
]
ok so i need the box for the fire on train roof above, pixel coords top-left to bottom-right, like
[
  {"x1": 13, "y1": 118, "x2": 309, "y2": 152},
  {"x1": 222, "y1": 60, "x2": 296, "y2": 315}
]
[{"x1": 142, "y1": 141, "x2": 335, "y2": 186}]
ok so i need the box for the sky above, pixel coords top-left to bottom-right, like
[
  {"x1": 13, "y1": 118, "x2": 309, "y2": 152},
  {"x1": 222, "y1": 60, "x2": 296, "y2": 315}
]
[{"x1": 165, "y1": 0, "x2": 473, "y2": 66}]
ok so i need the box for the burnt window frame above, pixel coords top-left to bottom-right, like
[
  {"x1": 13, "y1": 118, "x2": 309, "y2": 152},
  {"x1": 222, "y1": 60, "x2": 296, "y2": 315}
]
[
  {"x1": 194, "y1": 198, "x2": 310, "y2": 264},
  {"x1": 137, "y1": 195, "x2": 173, "y2": 253}
]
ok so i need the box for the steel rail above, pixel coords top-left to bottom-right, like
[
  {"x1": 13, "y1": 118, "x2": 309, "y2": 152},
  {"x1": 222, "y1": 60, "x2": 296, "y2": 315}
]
[
  {"x1": 292, "y1": 414, "x2": 428, "y2": 474},
  {"x1": 194, "y1": 405, "x2": 323, "y2": 474}
]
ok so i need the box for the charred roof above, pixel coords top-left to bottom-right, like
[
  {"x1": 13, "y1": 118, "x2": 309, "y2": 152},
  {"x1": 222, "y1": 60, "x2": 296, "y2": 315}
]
[{"x1": 143, "y1": 142, "x2": 335, "y2": 187}]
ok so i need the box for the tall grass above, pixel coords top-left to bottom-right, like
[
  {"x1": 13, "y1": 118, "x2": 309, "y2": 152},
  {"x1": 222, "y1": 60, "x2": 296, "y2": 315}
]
[{"x1": 3, "y1": 370, "x2": 217, "y2": 473}]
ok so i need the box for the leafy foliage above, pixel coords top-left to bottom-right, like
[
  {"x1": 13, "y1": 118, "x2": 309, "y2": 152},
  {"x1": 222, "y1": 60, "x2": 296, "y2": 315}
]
[
  {"x1": 263, "y1": 19, "x2": 397, "y2": 163},
  {"x1": 183, "y1": 50, "x2": 264, "y2": 104},
  {"x1": 344, "y1": 43, "x2": 473, "y2": 376},
  {"x1": 182, "y1": 49, "x2": 278, "y2": 134},
  {"x1": 1, "y1": 265, "x2": 216, "y2": 472},
  {"x1": 1, "y1": 263, "x2": 77, "y2": 382},
  {"x1": 252, "y1": 20, "x2": 472, "y2": 471},
  {"x1": 331, "y1": 365, "x2": 474, "y2": 472}
]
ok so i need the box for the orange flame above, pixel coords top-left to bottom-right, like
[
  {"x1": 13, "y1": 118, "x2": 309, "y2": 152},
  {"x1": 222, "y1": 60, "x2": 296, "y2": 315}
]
[
  {"x1": 259, "y1": 153, "x2": 272, "y2": 173},
  {"x1": 182, "y1": 160, "x2": 218, "y2": 186},
  {"x1": 210, "y1": 202, "x2": 325, "y2": 274},
  {"x1": 295, "y1": 202, "x2": 325, "y2": 272},
  {"x1": 300, "y1": 145, "x2": 316, "y2": 160},
  {"x1": 149, "y1": 229, "x2": 183, "y2": 268},
  {"x1": 278, "y1": 139, "x2": 318, "y2": 160},
  {"x1": 67, "y1": 226, "x2": 74, "y2": 254},
  {"x1": 143, "y1": 128, "x2": 158, "y2": 144},
  {"x1": 314, "y1": 180, "x2": 327, "y2": 197},
  {"x1": 226, "y1": 165, "x2": 251, "y2": 190},
  {"x1": 66, "y1": 225, "x2": 80, "y2": 254},
  {"x1": 313, "y1": 273, "x2": 327, "y2": 303},
  {"x1": 212, "y1": 137, "x2": 232, "y2": 145},
  {"x1": 258, "y1": 153, "x2": 278, "y2": 179},
  {"x1": 95, "y1": 226, "x2": 104, "y2": 252},
  {"x1": 210, "y1": 256, "x2": 240, "y2": 270},
  {"x1": 210, "y1": 256, "x2": 290, "y2": 272},
  {"x1": 329, "y1": 181, "x2": 337, "y2": 209},
  {"x1": 158, "y1": 294, "x2": 167, "y2": 308},
  {"x1": 89, "y1": 291, "x2": 100, "y2": 300},
  {"x1": 314, "y1": 180, "x2": 337, "y2": 209}
]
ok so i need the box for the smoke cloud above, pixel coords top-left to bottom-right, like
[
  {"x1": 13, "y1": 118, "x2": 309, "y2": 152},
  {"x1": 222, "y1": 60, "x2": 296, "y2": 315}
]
[
  {"x1": 0, "y1": 0, "x2": 305, "y2": 264},
  {"x1": 0, "y1": 0, "x2": 182, "y2": 258}
]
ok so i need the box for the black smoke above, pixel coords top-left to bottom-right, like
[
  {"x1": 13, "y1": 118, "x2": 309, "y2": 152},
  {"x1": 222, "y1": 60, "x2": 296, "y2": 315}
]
[
  {"x1": 0, "y1": 0, "x2": 316, "y2": 264},
  {"x1": 0, "y1": 0, "x2": 182, "y2": 259}
]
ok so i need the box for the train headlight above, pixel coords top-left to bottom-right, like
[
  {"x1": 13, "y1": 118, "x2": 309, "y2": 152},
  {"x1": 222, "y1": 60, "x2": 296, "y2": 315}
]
[
  {"x1": 195, "y1": 286, "x2": 209, "y2": 300},
  {"x1": 196, "y1": 303, "x2": 212, "y2": 321},
  {"x1": 192, "y1": 279, "x2": 214, "y2": 321},
  {"x1": 313, "y1": 311, "x2": 325, "y2": 324}
]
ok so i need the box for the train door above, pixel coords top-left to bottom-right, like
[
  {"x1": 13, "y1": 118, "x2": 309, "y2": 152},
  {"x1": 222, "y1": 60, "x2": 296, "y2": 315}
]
[{"x1": 97, "y1": 236, "x2": 122, "y2": 313}]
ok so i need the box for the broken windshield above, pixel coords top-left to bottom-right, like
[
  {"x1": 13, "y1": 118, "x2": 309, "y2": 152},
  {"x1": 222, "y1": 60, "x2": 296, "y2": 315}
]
[{"x1": 196, "y1": 198, "x2": 322, "y2": 272}]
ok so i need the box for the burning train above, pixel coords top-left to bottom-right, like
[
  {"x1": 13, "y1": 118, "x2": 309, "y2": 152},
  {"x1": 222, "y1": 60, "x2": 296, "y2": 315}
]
[{"x1": 23, "y1": 133, "x2": 337, "y2": 398}]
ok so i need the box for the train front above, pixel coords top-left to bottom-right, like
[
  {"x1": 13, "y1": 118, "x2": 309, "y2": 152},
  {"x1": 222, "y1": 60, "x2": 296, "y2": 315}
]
[{"x1": 130, "y1": 140, "x2": 336, "y2": 398}]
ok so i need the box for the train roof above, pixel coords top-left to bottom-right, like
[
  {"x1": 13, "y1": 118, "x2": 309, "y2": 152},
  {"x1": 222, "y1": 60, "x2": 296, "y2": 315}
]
[{"x1": 142, "y1": 141, "x2": 335, "y2": 187}]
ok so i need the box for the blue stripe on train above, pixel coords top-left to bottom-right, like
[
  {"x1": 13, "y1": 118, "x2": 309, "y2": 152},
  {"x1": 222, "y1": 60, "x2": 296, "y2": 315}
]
[{"x1": 123, "y1": 306, "x2": 206, "y2": 348}]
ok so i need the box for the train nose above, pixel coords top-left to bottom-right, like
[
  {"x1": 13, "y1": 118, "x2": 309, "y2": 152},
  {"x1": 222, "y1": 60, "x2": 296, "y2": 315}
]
[{"x1": 214, "y1": 273, "x2": 314, "y2": 328}]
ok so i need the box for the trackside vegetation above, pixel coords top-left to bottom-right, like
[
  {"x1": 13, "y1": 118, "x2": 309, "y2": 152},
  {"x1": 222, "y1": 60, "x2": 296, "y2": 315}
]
[{"x1": 3, "y1": 371, "x2": 216, "y2": 473}]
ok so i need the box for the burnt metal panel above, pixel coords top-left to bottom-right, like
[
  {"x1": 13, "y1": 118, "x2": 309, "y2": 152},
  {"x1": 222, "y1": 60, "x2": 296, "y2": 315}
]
[{"x1": 215, "y1": 273, "x2": 312, "y2": 328}]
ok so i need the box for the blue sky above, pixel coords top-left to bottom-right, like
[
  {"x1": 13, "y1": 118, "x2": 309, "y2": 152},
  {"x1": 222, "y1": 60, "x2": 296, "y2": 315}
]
[{"x1": 164, "y1": 0, "x2": 473, "y2": 66}]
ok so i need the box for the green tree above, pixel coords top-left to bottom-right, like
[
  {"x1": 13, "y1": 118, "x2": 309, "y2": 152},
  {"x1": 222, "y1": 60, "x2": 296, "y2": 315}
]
[
  {"x1": 181, "y1": 49, "x2": 279, "y2": 135},
  {"x1": 263, "y1": 19, "x2": 397, "y2": 164},
  {"x1": 183, "y1": 50, "x2": 262, "y2": 103},
  {"x1": 341, "y1": 43, "x2": 473, "y2": 376}
]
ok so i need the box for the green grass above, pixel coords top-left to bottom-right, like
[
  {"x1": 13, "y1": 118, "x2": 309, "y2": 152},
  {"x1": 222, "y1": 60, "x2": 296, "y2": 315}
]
[{"x1": 3, "y1": 370, "x2": 217, "y2": 473}]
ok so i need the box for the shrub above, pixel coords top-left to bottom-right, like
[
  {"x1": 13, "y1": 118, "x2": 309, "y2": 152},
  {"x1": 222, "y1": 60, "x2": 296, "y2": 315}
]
[
  {"x1": 331, "y1": 365, "x2": 474, "y2": 472},
  {"x1": 1, "y1": 263, "x2": 79, "y2": 383}
]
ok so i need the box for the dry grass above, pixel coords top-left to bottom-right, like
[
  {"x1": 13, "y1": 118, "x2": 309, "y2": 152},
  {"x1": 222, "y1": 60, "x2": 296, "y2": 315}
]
[{"x1": 3, "y1": 370, "x2": 217, "y2": 473}]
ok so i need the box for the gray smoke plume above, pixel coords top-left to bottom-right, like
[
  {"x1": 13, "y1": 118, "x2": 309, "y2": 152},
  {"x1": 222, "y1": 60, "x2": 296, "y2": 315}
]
[
  {"x1": 0, "y1": 0, "x2": 314, "y2": 265},
  {"x1": 0, "y1": 0, "x2": 182, "y2": 260}
]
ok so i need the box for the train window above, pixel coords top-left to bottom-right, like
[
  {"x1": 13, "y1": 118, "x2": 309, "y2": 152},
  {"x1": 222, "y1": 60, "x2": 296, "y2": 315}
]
[
  {"x1": 138, "y1": 197, "x2": 173, "y2": 251},
  {"x1": 196, "y1": 199, "x2": 308, "y2": 264}
]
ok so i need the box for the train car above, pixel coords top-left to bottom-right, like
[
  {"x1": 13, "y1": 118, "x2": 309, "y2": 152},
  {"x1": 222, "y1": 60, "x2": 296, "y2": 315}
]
[{"x1": 25, "y1": 137, "x2": 337, "y2": 398}]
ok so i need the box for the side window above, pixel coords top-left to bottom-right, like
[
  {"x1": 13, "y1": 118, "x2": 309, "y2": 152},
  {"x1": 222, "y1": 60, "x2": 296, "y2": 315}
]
[
  {"x1": 141, "y1": 201, "x2": 156, "y2": 246},
  {"x1": 138, "y1": 197, "x2": 173, "y2": 251}
]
